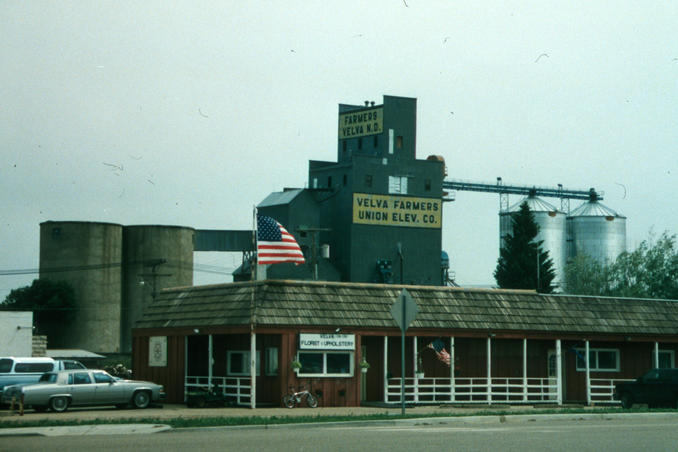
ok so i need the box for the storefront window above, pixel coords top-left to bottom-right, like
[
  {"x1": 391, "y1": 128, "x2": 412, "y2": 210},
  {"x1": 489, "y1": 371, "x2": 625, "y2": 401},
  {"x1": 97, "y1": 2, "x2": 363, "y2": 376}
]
[
  {"x1": 298, "y1": 351, "x2": 353, "y2": 377},
  {"x1": 575, "y1": 348, "x2": 620, "y2": 372}
]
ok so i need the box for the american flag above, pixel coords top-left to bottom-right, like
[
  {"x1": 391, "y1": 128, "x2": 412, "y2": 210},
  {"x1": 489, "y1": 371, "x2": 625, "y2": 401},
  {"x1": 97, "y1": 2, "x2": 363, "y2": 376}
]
[
  {"x1": 256, "y1": 215, "x2": 306, "y2": 265},
  {"x1": 428, "y1": 339, "x2": 451, "y2": 367}
]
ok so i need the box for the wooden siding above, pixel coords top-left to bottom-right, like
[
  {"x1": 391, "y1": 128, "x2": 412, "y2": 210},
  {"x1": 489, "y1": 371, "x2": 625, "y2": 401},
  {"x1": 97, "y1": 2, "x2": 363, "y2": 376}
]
[{"x1": 132, "y1": 335, "x2": 185, "y2": 403}]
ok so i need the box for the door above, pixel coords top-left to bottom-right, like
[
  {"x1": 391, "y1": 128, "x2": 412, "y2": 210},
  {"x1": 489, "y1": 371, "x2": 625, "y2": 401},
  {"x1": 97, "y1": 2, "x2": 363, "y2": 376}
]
[
  {"x1": 92, "y1": 371, "x2": 127, "y2": 404},
  {"x1": 69, "y1": 371, "x2": 97, "y2": 405}
]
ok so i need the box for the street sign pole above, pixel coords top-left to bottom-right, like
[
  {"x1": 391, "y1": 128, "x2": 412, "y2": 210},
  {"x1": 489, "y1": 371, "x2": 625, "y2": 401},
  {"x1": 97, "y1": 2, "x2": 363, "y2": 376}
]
[
  {"x1": 401, "y1": 292, "x2": 406, "y2": 415},
  {"x1": 390, "y1": 288, "x2": 418, "y2": 416}
]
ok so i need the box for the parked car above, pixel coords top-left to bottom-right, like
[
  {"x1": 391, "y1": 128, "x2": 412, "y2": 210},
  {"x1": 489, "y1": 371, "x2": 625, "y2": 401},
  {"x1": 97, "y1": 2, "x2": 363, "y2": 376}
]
[
  {"x1": 614, "y1": 368, "x2": 678, "y2": 408},
  {"x1": 0, "y1": 357, "x2": 86, "y2": 398},
  {"x1": 1, "y1": 369, "x2": 165, "y2": 412}
]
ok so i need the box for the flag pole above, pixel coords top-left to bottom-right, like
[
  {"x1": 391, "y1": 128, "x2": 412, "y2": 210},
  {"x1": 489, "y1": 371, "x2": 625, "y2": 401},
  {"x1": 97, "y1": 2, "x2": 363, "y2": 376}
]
[{"x1": 252, "y1": 206, "x2": 257, "y2": 281}]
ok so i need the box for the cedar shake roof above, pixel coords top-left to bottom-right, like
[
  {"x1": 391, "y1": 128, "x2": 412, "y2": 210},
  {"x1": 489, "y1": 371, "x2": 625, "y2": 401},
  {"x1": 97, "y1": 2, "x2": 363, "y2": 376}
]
[{"x1": 135, "y1": 280, "x2": 678, "y2": 336}]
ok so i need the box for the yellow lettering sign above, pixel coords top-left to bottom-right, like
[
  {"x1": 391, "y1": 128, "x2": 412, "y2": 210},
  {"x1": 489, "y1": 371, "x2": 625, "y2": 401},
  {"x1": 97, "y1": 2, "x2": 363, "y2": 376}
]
[
  {"x1": 353, "y1": 193, "x2": 442, "y2": 228},
  {"x1": 338, "y1": 107, "x2": 383, "y2": 139}
]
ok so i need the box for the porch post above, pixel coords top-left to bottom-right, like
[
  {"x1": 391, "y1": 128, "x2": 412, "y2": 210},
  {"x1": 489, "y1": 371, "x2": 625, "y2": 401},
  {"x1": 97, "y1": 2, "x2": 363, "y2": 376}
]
[
  {"x1": 450, "y1": 337, "x2": 455, "y2": 402},
  {"x1": 383, "y1": 335, "x2": 389, "y2": 402},
  {"x1": 585, "y1": 340, "x2": 591, "y2": 405},
  {"x1": 556, "y1": 339, "x2": 562, "y2": 406},
  {"x1": 654, "y1": 342, "x2": 660, "y2": 368},
  {"x1": 184, "y1": 336, "x2": 188, "y2": 402},
  {"x1": 250, "y1": 331, "x2": 256, "y2": 409},
  {"x1": 208, "y1": 334, "x2": 213, "y2": 390},
  {"x1": 413, "y1": 335, "x2": 418, "y2": 403},
  {"x1": 522, "y1": 338, "x2": 528, "y2": 402},
  {"x1": 487, "y1": 336, "x2": 492, "y2": 404}
]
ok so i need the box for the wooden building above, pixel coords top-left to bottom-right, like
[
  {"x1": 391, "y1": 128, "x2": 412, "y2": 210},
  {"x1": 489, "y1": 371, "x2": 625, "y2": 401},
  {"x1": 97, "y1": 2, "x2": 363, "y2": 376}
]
[{"x1": 132, "y1": 280, "x2": 678, "y2": 407}]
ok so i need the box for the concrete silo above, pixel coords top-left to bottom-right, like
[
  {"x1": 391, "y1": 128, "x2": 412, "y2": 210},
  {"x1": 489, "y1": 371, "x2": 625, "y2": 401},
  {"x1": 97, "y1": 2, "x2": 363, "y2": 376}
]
[
  {"x1": 499, "y1": 194, "x2": 567, "y2": 288},
  {"x1": 121, "y1": 225, "x2": 194, "y2": 353},
  {"x1": 39, "y1": 221, "x2": 123, "y2": 353},
  {"x1": 567, "y1": 191, "x2": 626, "y2": 265}
]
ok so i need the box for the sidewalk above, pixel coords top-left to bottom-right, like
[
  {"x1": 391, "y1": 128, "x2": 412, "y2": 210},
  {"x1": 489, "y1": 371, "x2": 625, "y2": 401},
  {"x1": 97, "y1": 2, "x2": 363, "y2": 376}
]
[
  {"x1": 2, "y1": 403, "x2": 665, "y2": 437},
  {"x1": 0, "y1": 402, "x2": 562, "y2": 424}
]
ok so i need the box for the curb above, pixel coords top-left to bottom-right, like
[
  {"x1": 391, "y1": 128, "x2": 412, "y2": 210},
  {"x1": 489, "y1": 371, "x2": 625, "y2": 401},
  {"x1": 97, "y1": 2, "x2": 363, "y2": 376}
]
[
  {"x1": 173, "y1": 411, "x2": 678, "y2": 433},
  {"x1": 0, "y1": 423, "x2": 172, "y2": 437}
]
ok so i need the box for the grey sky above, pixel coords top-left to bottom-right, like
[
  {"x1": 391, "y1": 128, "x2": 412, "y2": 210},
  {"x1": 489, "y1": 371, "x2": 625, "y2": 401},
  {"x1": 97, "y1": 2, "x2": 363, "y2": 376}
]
[{"x1": 2, "y1": 1, "x2": 677, "y2": 298}]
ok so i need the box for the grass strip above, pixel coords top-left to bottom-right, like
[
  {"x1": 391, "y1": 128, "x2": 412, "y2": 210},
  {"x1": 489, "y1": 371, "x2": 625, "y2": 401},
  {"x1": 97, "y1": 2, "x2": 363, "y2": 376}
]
[{"x1": 0, "y1": 406, "x2": 663, "y2": 430}]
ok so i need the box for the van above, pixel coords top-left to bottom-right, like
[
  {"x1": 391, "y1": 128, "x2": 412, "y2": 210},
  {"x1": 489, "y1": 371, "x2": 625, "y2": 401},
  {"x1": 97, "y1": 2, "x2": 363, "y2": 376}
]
[{"x1": 0, "y1": 357, "x2": 86, "y2": 396}]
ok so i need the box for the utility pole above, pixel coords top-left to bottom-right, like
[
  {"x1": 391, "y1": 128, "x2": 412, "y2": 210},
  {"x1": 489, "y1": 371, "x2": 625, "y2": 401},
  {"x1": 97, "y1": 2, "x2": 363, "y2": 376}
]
[{"x1": 297, "y1": 227, "x2": 331, "y2": 280}]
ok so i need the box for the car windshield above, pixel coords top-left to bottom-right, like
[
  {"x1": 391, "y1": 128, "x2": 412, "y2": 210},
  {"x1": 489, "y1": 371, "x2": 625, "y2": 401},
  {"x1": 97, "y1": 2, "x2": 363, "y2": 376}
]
[{"x1": 38, "y1": 373, "x2": 58, "y2": 383}]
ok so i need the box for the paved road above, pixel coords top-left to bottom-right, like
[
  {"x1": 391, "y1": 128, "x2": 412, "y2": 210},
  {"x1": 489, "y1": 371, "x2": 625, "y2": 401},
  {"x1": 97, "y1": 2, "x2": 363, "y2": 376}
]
[{"x1": 3, "y1": 414, "x2": 678, "y2": 451}]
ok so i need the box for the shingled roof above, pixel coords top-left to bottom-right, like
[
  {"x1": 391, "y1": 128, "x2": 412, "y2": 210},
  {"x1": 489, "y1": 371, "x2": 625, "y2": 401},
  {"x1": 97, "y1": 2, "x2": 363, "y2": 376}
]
[{"x1": 135, "y1": 280, "x2": 678, "y2": 337}]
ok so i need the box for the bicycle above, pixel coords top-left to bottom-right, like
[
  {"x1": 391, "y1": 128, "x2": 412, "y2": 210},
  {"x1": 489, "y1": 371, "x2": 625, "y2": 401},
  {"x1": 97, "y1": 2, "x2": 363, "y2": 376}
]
[{"x1": 282, "y1": 385, "x2": 318, "y2": 408}]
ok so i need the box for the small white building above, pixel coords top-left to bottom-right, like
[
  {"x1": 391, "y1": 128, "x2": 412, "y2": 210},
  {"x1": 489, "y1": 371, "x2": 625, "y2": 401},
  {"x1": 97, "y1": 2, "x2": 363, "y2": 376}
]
[{"x1": 0, "y1": 311, "x2": 33, "y2": 356}]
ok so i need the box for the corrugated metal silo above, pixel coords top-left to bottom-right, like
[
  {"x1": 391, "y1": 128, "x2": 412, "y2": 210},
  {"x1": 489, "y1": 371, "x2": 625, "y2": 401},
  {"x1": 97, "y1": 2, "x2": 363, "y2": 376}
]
[
  {"x1": 567, "y1": 192, "x2": 626, "y2": 265},
  {"x1": 499, "y1": 194, "x2": 567, "y2": 288},
  {"x1": 39, "y1": 221, "x2": 123, "y2": 353},
  {"x1": 121, "y1": 225, "x2": 195, "y2": 353}
]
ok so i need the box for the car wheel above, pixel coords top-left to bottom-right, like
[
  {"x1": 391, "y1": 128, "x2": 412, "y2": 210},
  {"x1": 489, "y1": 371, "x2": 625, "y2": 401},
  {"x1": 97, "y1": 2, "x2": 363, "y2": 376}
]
[
  {"x1": 132, "y1": 391, "x2": 151, "y2": 409},
  {"x1": 50, "y1": 396, "x2": 69, "y2": 413},
  {"x1": 620, "y1": 393, "x2": 633, "y2": 409}
]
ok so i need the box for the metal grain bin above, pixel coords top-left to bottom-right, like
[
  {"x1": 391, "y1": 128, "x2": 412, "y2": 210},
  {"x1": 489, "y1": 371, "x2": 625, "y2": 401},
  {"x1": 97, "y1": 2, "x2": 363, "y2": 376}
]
[
  {"x1": 39, "y1": 221, "x2": 123, "y2": 353},
  {"x1": 567, "y1": 193, "x2": 626, "y2": 265},
  {"x1": 499, "y1": 195, "x2": 567, "y2": 288},
  {"x1": 121, "y1": 225, "x2": 195, "y2": 353}
]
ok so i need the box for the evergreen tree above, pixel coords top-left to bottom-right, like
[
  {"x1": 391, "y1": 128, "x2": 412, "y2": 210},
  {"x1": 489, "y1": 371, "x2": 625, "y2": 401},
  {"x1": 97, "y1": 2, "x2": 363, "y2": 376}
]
[{"x1": 494, "y1": 202, "x2": 556, "y2": 293}]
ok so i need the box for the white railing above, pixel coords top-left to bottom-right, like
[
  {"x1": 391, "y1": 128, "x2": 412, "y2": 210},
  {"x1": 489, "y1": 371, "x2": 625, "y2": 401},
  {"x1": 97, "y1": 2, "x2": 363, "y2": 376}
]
[
  {"x1": 185, "y1": 376, "x2": 252, "y2": 406},
  {"x1": 589, "y1": 378, "x2": 634, "y2": 404},
  {"x1": 386, "y1": 376, "x2": 558, "y2": 404}
]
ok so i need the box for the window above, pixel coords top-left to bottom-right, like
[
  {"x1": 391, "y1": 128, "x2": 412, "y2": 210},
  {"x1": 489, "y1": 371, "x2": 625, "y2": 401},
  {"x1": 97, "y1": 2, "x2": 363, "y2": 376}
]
[
  {"x1": 388, "y1": 176, "x2": 408, "y2": 194},
  {"x1": 374, "y1": 134, "x2": 379, "y2": 147},
  {"x1": 0, "y1": 359, "x2": 12, "y2": 373},
  {"x1": 424, "y1": 179, "x2": 431, "y2": 191},
  {"x1": 575, "y1": 348, "x2": 620, "y2": 372},
  {"x1": 14, "y1": 362, "x2": 54, "y2": 373},
  {"x1": 659, "y1": 350, "x2": 675, "y2": 368},
  {"x1": 39, "y1": 373, "x2": 58, "y2": 383},
  {"x1": 297, "y1": 351, "x2": 353, "y2": 377},
  {"x1": 72, "y1": 372, "x2": 92, "y2": 384},
  {"x1": 93, "y1": 372, "x2": 114, "y2": 383},
  {"x1": 227, "y1": 350, "x2": 260, "y2": 376},
  {"x1": 396, "y1": 136, "x2": 403, "y2": 149},
  {"x1": 265, "y1": 348, "x2": 278, "y2": 376},
  {"x1": 343, "y1": 174, "x2": 347, "y2": 186},
  {"x1": 64, "y1": 361, "x2": 85, "y2": 370},
  {"x1": 327, "y1": 176, "x2": 332, "y2": 187}
]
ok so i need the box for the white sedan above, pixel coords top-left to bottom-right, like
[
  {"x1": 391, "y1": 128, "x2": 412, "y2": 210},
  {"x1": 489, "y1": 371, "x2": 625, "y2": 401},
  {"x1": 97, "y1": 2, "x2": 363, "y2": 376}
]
[{"x1": 1, "y1": 369, "x2": 164, "y2": 412}]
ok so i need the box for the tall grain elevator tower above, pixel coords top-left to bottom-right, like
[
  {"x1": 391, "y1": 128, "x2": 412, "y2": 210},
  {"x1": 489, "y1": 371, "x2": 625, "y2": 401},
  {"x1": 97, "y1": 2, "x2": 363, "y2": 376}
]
[{"x1": 305, "y1": 95, "x2": 446, "y2": 285}]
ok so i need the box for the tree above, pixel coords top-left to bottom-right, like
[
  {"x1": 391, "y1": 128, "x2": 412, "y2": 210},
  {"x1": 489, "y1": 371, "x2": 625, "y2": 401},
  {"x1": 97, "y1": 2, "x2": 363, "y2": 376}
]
[
  {"x1": 0, "y1": 279, "x2": 76, "y2": 333},
  {"x1": 494, "y1": 202, "x2": 556, "y2": 293},
  {"x1": 562, "y1": 254, "x2": 611, "y2": 296},
  {"x1": 563, "y1": 231, "x2": 678, "y2": 299}
]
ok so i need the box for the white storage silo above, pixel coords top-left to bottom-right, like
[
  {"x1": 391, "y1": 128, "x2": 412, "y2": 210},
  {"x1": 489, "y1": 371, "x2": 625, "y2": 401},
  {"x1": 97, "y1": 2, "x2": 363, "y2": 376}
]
[
  {"x1": 499, "y1": 194, "x2": 567, "y2": 288},
  {"x1": 567, "y1": 192, "x2": 626, "y2": 265}
]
